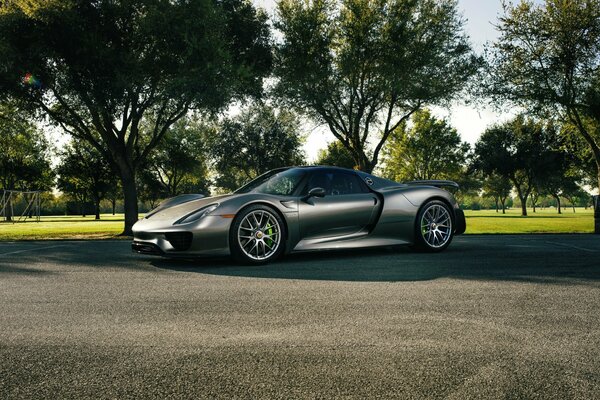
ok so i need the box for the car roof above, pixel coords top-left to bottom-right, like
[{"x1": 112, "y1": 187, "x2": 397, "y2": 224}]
[
  {"x1": 291, "y1": 166, "x2": 404, "y2": 188},
  {"x1": 289, "y1": 165, "x2": 358, "y2": 173}
]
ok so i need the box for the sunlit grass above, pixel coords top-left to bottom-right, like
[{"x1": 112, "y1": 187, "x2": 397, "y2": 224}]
[
  {"x1": 0, "y1": 208, "x2": 595, "y2": 240},
  {"x1": 464, "y1": 208, "x2": 594, "y2": 234},
  {"x1": 0, "y1": 214, "x2": 127, "y2": 240}
]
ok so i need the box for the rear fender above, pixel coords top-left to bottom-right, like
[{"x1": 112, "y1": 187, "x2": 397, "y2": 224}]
[{"x1": 400, "y1": 186, "x2": 457, "y2": 209}]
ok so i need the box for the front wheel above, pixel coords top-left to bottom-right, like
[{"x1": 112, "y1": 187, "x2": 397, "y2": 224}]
[
  {"x1": 230, "y1": 204, "x2": 286, "y2": 265},
  {"x1": 413, "y1": 200, "x2": 454, "y2": 252}
]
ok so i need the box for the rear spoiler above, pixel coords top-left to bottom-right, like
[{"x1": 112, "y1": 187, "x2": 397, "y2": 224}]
[{"x1": 404, "y1": 180, "x2": 459, "y2": 189}]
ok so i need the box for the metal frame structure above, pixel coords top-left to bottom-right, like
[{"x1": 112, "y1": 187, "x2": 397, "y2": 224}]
[{"x1": 0, "y1": 190, "x2": 41, "y2": 223}]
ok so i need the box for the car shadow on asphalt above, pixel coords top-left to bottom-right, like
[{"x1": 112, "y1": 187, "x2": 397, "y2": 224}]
[{"x1": 149, "y1": 242, "x2": 600, "y2": 284}]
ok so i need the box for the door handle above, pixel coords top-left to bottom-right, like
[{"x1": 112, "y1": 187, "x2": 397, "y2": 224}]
[{"x1": 372, "y1": 197, "x2": 378, "y2": 205}]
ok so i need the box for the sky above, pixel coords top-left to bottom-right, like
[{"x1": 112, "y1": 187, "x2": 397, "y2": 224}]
[{"x1": 253, "y1": 0, "x2": 521, "y2": 161}]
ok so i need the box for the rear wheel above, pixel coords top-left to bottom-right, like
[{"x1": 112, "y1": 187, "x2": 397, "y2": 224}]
[
  {"x1": 230, "y1": 204, "x2": 286, "y2": 265},
  {"x1": 413, "y1": 200, "x2": 453, "y2": 252}
]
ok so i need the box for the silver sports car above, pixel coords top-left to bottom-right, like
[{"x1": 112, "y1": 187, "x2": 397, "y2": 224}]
[{"x1": 132, "y1": 166, "x2": 466, "y2": 264}]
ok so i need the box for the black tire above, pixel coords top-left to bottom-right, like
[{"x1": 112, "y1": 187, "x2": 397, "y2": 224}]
[
  {"x1": 229, "y1": 204, "x2": 286, "y2": 265},
  {"x1": 413, "y1": 200, "x2": 454, "y2": 252}
]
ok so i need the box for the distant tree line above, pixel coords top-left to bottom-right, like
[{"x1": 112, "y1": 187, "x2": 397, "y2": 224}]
[
  {"x1": 319, "y1": 110, "x2": 591, "y2": 216},
  {"x1": 0, "y1": 101, "x2": 307, "y2": 218},
  {"x1": 1, "y1": 0, "x2": 599, "y2": 231}
]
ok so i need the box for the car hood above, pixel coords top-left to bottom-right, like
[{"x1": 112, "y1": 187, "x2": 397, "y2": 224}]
[{"x1": 143, "y1": 194, "x2": 236, "y2": 222}]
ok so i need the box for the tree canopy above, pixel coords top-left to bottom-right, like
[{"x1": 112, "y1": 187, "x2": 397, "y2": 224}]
[
  {"x1": 473, "y1": 117, "x2": 562, "y2": 216},
  {"x1": 0, "y1": 0, "x2": 272, "y2": 234},
  {"x1": 0, "y1": 103, "x2": 53, "y2": 192},
  {"x1": 274, "y1": 0, "x2": 480, "y2": 173},
  {"x1": 55, "y1": 139, "x2": 117, "y2": 219},
  {"x1": 143, "y1": 117, "x2": 211, "y2": 198},
  {"x1": 316, "y1": 140, "x2": 356, "y2": 169},
  {"x1": 381, "y1": 109, "x2": 470, "y2": 182},
  {"x1": 487, "y1": 0, "x2": 600, "y2": 191},
  {"x1": 209, "y1": 102, "x2": 306, "y2": 192},
  {"x1": 482, "y1": 174, "x2": 512, "y2": 214}
]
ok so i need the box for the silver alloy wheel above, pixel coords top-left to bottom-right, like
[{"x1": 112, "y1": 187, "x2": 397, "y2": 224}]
[
  {"x1": 420, "y1": 204, "x2": 452, "y2": 248},
  {"x1": 237, "y1": 210, "x2": 282, "y2": 261}
]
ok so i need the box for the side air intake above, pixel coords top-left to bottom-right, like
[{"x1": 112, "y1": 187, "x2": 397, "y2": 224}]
[{"x1": 164, "y1": 232, "x2": 193, "y2": 251}]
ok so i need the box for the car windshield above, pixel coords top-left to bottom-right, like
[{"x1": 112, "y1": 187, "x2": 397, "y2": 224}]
[{"x1": 235, "y1": 168, "x2": 306, "y2": 196}]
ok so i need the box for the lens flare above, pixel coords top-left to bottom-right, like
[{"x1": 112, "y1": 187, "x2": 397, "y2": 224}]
[{"x1": 22, "y1": 73, "x2": 42, "y2": 88}]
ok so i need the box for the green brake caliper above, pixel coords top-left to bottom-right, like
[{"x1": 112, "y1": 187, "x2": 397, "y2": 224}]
[{"x1": 266, "y1": 226, "x2": 274, "y2": 247}]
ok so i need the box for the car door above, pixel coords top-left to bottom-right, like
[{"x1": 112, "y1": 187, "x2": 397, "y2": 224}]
[{"x1": 298, "y1": 170, "x2": 379, "y2": 239}]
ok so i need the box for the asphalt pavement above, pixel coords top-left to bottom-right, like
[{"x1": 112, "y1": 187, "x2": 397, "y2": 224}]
[{"x1": 1, "y1": 235, "x2": 599, "y2": 399}]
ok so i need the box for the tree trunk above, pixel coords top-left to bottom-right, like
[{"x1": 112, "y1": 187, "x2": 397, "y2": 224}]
[
  {"x1": 500, "y1": 197, "x2": 506, "y2": 214},
  {"x1": 112, "y1": 198, "x2": 116, "y2": 215},
  {"x1": 119, "y1": 165, "x2": 138, "y2": 236},
  {"x1": 495, "y1": 198, "x2": 499, "y2": 213},
  {"x1": 512, "y1": 178, "x2": 529, "y2": 216},
  {"x1": 530, "y1": 193, "x2": 538, "y2": 213},
  {"x1": 520, "y1": 196, "x2": 528, "y2": 216},
  {"x1": 554, "y1": 195, "x2": 561, "y2": 214},
  {"x1": 94, "y1": 197, "x2": 101, "y2": 220},
  {"x1": 353, "y1": 151, "x2": 372, "y2": 173},
  {"x1": 514, "y1": 185, "x2": 528, "y2": 216},
  {"x1": 596, "y1": 160, "x2": 600, "y2": 195}
]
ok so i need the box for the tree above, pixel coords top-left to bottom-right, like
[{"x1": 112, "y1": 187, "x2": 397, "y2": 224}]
[
  {"x1": 482, "y1": 174, "x2": 512, "y2": 214},
  {"x1": 0, "y1": 0, "x2": 69, "y2": 16},
  {"x1": 0, "y1": 0, "x2": 272, "y2": 234},
  {"x1": 274, "y1": 0, "x2": 480, "y2": 173},
  {"x1": 487, "y1": 0, "x2": 600, "y2": 192},
  {"x1": 473, "y1": 117, "x2": 559, "y2": 216},
  {"x1": 209, "y1": 103, "x2": 306, "y2": 192},
  {"x1": 144, "y1": 117, "x2": 211, "y2": 198},
  {"x1": 563, "y1": 185, "x2": 589, "y2": 212},
  {"x1": 105, "y1": 181, "x2": 121, "y2": 216},
  {"x1": 381, "y1": 109, "x2": 471, "y2": 182},
  {"x1": 316, "y1": 141, "x2": 356, "y2": 169},
  {"x1": 56, "y1": 139, "x2": 118, "y2": 219},
  {"x1": 55, "y1": 164, "x2": 90, "y2": 217},
  {"x1": 529, "y1": 188, "x2": 541, "y2": 213},
  {"x1": 452, "y1": 169, "x2": 483, "y2": 206},
  {"x1": 137, "y1": 168, "x2": 166, "y2": 211},
  {"x1": 536, "y1": 149, "x2": 581, "y2": 214},
  {"x1": 562, "y1": 122, "x2": 600, "y2": 190},
  {"x1": 0, "y1": 103, "x2": 53, "y2": 220}
]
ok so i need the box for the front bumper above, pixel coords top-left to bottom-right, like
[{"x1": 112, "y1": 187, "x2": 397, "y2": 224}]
[{"x1": 131, "y1": 215, "x2": 232, "y2": 257}]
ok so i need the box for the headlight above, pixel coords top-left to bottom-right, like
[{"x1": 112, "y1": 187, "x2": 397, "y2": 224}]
[{"x1": 174, "y1": 204, "x2": 219, "y2": 225}]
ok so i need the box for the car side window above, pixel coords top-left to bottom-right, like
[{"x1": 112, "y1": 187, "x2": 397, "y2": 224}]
[
  {"x1": 329, "y1": 172, "x2": 368, "y2": 195},
  {"x1": 303, "y1": 171, "x2": 369, "y2": 196},
  {"x1": 305, "y1": 172, "x2": 332, "y2": 195}
]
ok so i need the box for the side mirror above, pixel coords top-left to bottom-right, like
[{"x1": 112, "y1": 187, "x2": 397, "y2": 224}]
[
  {"x1": 308, "y1": 187, "x2": 326, "y2": 198},
  {"x1": 305, "y1": 187, "x2": 326, "y2": 199}
]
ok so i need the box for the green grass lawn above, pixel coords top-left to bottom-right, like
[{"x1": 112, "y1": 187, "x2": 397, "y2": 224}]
[
  {"x1": 464, "y1": 208, "x2": 595, "y2": 234},
  {"x1": 0, "y1": 208, "x2": 595, "y2": 240},
  {"x1": 0, "y1": 214, "x2": 126, "y2": 240}
]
